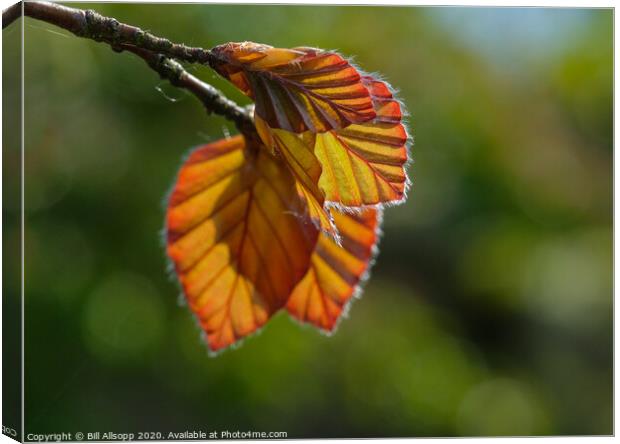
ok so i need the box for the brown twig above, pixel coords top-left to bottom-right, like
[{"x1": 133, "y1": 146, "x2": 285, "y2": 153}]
[
  {"x1": 120, "y1": 44, "x2": 254, "y2": 132},
  {"x1": 22, "y1": 1, "x2": 213, "y2": 63},
  {"x1": 3, "y1": 1, "x2": 254, "y2": 132}
]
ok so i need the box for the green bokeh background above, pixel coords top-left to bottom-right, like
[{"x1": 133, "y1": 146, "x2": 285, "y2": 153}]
[{"x1": 5, "y1": 3, "x2": 613, "y2": 438}]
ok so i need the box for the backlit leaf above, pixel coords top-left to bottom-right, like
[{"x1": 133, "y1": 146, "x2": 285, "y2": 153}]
[
  {"x1": 209, "y1": 42, "x2": 376, "y2": 133},
  {"x1": 315, "y1": 76, "x2": 410, "y2": 206},
  {"x1": 286, "y1": 208, "x2": 381, "y2": 331},
  {"x1": 253, "y1": 73, "x2": 409, "y2": 208},
  {"x1": 166, "y1": 135, "x2": 318, "y2": 353},
  {"x1": 255, "y1": 114, "x2": 337, "y2": 238}
]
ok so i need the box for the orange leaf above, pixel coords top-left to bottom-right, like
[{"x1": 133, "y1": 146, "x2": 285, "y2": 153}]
[
  {"x1": 254, "y1": 74, "x2": 410, "y2": 208},
  {"x1": 166, "y1": 135, "x2": 318, "y2": 353},
  {"x1": 255, "y1": 114, "x2": 338, "y2": 239},
  {"x1": 209, "y1": 42, "x2": 376, "y2": 133},
  {"x1": 286, "y1": 208, "x2": 381, "y2": 332},
  {"x1": 315, "y1": 76, "x2": 410, "y2": 206}
]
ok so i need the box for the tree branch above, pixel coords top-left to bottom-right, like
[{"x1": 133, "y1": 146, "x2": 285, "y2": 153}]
[
  {"x1": 3, "y1": 1, "x2": 254, "y2": 133},
  {"x1": 22, "y1": 1, "x2": 214, "y2": 64},
  {"x1": 119, "y1": 44, "x2": 254, "y2": 132}
]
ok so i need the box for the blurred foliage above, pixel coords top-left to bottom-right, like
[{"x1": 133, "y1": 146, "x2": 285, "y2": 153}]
[
  {"x1": 3, "y1": 8, "x2": 23, "y2": 435},
  {"x1": 5, "y1": 3, "x2": 612, "y2": 437}
]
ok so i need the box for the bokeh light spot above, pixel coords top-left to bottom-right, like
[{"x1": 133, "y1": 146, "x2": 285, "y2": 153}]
[
  {"x1": 82, "y1": 273, "x2": 166, "y2": 364},
  {"x1": 456, "y1": 378, "x2": 550, "y2": 436}
]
